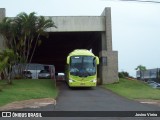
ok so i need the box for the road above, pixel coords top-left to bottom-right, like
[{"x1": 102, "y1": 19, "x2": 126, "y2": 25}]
[
  {"x1": 53, "y1": 81, "x2": 160, "y2": 111},
  {"x1": 1, "y1": 81, "x2": 160, "y2": 120}
]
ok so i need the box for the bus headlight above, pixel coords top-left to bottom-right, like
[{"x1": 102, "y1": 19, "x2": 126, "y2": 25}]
[{"x1": 69, "y1": 80, "x2": 75, "y2": 82}]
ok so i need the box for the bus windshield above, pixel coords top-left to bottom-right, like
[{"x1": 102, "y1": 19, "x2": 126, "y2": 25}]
[{"x1": 70, "y1": 56, "x2": 96, "y2": 77}]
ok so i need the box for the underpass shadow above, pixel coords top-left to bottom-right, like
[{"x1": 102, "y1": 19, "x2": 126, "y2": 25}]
[
  {"x1": 69, "y1": 87, "x2": 95, "y2": 90},
  {"x1": 56, "y1": 80, "x2": 96, "y2": 90}
]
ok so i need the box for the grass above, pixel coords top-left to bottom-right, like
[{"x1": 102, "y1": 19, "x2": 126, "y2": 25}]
[
  {"x1": 103, "y1": 78, "x2": 160, "y2": 100},
  {"x1": 0, "y1": 79, "x2": 58, "y2": 107}
]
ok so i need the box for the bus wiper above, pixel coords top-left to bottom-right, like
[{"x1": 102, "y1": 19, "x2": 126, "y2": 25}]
[{"x1": 78, "y1": 71, "x2": 89, "y2": 77}]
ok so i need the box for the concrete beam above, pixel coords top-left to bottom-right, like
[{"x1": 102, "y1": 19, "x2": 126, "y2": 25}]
[
  {"x1": 0, "y1": 8, "x2": 5, "y2": 50},
  {"x1": 0, "y1": 8, "x2": 5, "y2": 21},
  {"x1": 45, "y1": 16, "x2": 105, "y2": 32},
  {"x1": 101, "y1": 7, "x2": 113, "y2": 51}
]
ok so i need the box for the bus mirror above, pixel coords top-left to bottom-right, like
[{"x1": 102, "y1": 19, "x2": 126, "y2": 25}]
[
  {"x1": 67, "y1": 56, "x2": 70, "y2": 64},
  {"x1": 96, "y1": 56, "x2": 99, "y2": 65}
]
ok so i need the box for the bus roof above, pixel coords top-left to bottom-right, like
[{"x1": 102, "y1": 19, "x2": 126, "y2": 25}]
[{"x1": 68, "y1": 49, "x2": 95, "y2": 57}]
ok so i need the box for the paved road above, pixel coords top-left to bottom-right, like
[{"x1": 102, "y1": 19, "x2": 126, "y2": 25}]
[
  {"x1": 54, "y1": 81, "x2": 160, "y2": 111},
  {"x1": 1, "y1": 81, "x2": 160, "y2": 120}
]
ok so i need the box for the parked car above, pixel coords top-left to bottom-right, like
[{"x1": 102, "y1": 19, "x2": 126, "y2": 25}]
[
  {"x1": 38, "y1": 70, "x2": 51, "y2": 79},
  {"x1": 156, "y1": 84, "x2": 160, "y2": 89},
  {"x1": 148, "y1": 82, "x2": 160, "y2": 89},
  {"x1": 147, "y1": 80, "x2": 155, "y2": 84},
  {"x1": 22, "y1": 70, "x2": 32, "y2": 79}
]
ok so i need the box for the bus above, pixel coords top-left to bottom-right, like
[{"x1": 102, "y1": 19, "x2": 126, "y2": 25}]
[{"x1": 65, "y1": 49, "x2": 99, "y2": 87}]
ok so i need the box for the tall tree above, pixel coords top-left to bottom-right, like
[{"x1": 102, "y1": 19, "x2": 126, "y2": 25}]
[
  {"x1": 0, "y1": 49, "x2": 16, "y2": 84},
  {"x1": 135, "y1": 65, "x2": 147, "y2": 80},
  {"x1": 13, "y1": 12, "x2": 56, "y2": 64},
  {"x1": 0, "y1": 12, "x2": 56, "y2": 75}
]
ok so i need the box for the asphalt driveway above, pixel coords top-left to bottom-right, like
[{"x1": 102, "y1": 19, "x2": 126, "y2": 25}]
[{"x1": 54, "y1": 81, "x2": 160, "y2": 111}]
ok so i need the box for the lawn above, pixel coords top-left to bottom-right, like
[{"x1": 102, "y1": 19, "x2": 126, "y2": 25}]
[
  {"x1": 103, "y1": 78, "x2": 160, "y2": 100},
  {"x1": 0, "y1": 79, "x2": 58, "y2": 107}
]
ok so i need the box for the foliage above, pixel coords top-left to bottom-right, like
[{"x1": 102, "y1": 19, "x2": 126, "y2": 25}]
[
  {"x1": 135, "y1": 65, "x2": 146, "y2": 71},
  {"x1": 135, "y1": 65, "x2": 147, "y2": 79},
  {"x1": 0, "y1": 79, "x2": 58, "y2": 107},
  {"x1": 0, "y1": 12, "x2": 56, "y2": 76},
  {"x1": 119, "y1": 71, "x2": 129, "y2": 78},
  {"x1": 0, "y1": 49, "x2": 16, "y2": 84},
  {"x1": 104, "y1": 78, "x2": 160, "y2": 100}
]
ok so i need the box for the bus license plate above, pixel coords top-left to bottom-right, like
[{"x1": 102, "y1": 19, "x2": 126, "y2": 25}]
[{"x1": 81, "y1": 83, "x2": 85, "y2": 85}]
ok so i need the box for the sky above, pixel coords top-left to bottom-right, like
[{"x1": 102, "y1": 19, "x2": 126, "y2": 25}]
[{"x1": 0, "y1": 0, "x2": 160, "y2": 77}]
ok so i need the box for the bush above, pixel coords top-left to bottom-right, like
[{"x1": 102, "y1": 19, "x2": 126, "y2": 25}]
[
  {"x1": 119, "y1": 72, "x2": 125, "y2": 78},
  {"x1": 119, "y1": 71, "x2": 129, "y2": 78}
]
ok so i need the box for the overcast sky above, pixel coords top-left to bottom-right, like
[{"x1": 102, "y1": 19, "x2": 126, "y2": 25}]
[{"x1": 1, "y1": 0, "x2": 160, "y2": 77}]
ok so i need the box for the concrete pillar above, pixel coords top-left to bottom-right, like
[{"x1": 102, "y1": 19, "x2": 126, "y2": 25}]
[
  {"x1": 0, "y1": 8, "x2": 5, "y2": 21},
  {"x1": 99, "y1": 7, "x2": 119, "y2": 84},
  {"x1": 0, "y1": 8, "x2": 6, "y2": 50},
  {"x1": 101, "y1": 7, "x2": 112, "y2": 51}
]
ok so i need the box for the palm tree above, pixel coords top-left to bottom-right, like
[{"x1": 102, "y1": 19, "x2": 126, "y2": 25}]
[
  {"x1": 29, "y1": 15, "x2": 57, "y2": 63},
  {"x1": 0, "y1": 12, "x2": 56, "y2": 75},
  {"x1": 13, "y1": 12, "x2": 38, "y2": 64},
  {"x1": 13, "y1": 12, "x2": 56, "y2": 64},
  {"x1": 0, "y1": 17, "x2": 20, "y2": 66},
  {"x1": 135, "y1": 65, "x2": 147, "y2": 80},
  {"x1": 0, "y1": 53, "x2": 8, "y2": 75},
  {"x1": 0, "y1": 49, "x2": 15, "y2": 84}
]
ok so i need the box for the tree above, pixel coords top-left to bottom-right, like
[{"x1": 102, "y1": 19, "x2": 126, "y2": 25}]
[
  {"x1": 118, "y1": 71, "x2": 129, "y2": 78},
  {"x1": 0, "y1": 12, "x2": 56, "y2": 75},
  {"x1": 0, "y1": 53, "x2": 8, "y2": 75},
  {"x1": 135, "y1": 65, "x2": 147, "y2": 80},
  {"x1": 0, "y1": 49, "x2": 16, "y2": 84},
  {"x1": 12, "y1": 12, "x2": 56, "y2": 64}
]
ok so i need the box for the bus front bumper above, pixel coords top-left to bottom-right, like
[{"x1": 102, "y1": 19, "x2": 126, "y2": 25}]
[{"x1": 69, "y1": 80, "x2": 97, "y2": 87}]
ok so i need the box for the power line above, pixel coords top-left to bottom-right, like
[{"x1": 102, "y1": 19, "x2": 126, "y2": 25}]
[
  {"x1": 119, "y1": 0, "x2": 160, "y2": 3},
  {"x1": 101, "y1": 0, "x2": 160, "y2": 3}
]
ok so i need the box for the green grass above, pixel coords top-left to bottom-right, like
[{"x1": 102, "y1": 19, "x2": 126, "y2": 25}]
[
  {"x1": 103, "y1": 78, "x2": 160, "y2": 100},
  {"x1": 0, "y1": 79, "x2": 58, "y2": 107}
]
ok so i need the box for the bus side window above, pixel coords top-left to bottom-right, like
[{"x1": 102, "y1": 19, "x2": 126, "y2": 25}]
[{"x1": 93, "y1": 58, "x2": 96, "y2": 67}]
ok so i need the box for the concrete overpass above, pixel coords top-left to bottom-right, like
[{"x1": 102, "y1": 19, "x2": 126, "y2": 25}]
[{"x1": 0, "y1": 7, "x2": 118, "y2": 84}]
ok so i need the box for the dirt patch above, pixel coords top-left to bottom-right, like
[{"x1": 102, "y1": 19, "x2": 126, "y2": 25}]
[
  {"x1": 135, "y1": 99, "x2": 160, "y2": 107},
  {"x1": 0, "y1": 98, "x2": 56, "y2": 111}
]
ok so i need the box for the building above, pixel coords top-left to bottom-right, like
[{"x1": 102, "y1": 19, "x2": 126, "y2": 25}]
[
  {"x1": 0, "y1": 7, "x2": 118, "y2": 84},
  {"x1": 136, "y1": 68, "x2": 160, "y2": 82}
]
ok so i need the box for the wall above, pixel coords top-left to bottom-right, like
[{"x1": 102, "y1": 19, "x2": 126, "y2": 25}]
[
  {"x1": 45, "y1": 16, "x2": 105, "y2": 32},
  {"x1": 0, "y1": 8, "x2": 5, "y2": 50},
  {"x1": 100, "y1": 8, "x2": 119, "y2": 84}
]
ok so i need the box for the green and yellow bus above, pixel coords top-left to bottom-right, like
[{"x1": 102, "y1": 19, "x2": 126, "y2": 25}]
[{"x1": 65, "y1": 49, "x2": 99, "y2": 87}]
